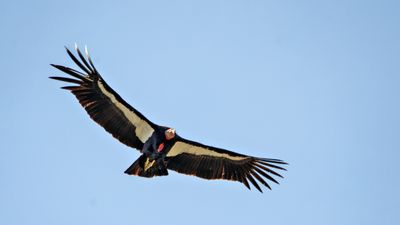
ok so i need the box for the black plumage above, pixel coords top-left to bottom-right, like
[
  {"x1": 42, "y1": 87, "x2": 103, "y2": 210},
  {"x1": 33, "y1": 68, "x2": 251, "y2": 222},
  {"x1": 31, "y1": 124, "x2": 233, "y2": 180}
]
[{"x1": 50, "y1": 46, "x2": 287, "y2": 192}]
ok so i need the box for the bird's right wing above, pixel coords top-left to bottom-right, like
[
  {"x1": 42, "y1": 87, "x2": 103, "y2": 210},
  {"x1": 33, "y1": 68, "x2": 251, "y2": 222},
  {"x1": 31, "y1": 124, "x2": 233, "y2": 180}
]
[
  {"x1": 50, "y1": 46, "x2": 157, "y2": 150},
  {"x1": 166, "y1": 137, "x2": 287, "y2": 192}
]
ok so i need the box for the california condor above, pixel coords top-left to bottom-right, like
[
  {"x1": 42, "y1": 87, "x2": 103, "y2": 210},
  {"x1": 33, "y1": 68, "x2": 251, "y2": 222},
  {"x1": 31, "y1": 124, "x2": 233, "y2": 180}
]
[{"x1": 50, "y1": 46, "x2": 287, "y2": 192}]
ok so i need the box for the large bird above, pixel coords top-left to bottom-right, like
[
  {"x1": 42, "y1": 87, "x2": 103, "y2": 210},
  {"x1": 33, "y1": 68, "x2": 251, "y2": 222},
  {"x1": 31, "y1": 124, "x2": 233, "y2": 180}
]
[{"x1": 50, "y1": 46, "x2": 287, "y2": 192}]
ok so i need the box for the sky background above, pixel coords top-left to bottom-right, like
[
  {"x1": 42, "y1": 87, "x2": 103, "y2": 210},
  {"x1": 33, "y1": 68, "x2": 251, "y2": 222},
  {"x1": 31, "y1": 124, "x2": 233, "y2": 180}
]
[{"x1": 1, "y1": 0, "x2": 399, "y2": 224}]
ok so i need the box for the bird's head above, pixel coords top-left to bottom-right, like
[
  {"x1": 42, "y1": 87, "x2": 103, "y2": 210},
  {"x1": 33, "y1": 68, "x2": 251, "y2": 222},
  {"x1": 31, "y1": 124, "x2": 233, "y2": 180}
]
[{"x1": 165, "y1": 128, "x2": 176, "y2": 140}]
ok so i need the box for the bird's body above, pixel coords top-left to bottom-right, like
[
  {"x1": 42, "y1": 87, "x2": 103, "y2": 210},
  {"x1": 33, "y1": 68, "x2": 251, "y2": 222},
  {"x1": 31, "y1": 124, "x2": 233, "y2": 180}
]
[
  {"x1": 50, "y1": 46, "x2": 287, "y2": 192},
  {"x1": 128, "y1": 127, "x2": 175, "y2": 177}
]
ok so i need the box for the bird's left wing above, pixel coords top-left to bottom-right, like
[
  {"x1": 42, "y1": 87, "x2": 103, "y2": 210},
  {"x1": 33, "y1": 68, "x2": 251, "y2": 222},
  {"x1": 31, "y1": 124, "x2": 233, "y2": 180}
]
[
  {"x1": 50, "y1": 46, "x2": 157, "y2": 150},
  {"x1": 166, "y1": 137, "x2": 287, "y2": 192}
]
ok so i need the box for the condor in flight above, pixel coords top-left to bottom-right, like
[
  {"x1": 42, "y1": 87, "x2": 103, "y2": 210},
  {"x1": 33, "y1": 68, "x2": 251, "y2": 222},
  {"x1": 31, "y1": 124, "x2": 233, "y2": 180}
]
[{"x1": 50, "y1": 46, "x2": 287, "y2": 192}]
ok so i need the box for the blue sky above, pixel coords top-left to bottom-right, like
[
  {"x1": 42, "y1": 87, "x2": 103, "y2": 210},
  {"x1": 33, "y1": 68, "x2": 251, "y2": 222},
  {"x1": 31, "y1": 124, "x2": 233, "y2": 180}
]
[{"x1": 1, "y1": 0, "x2": 399, "y2": 224}]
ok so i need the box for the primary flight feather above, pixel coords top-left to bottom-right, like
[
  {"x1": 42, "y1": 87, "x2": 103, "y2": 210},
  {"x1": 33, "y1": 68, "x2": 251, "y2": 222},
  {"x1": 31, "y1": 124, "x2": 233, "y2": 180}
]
[{"x1": 50, "y1": 46, "x2": 287, "y2": 192}]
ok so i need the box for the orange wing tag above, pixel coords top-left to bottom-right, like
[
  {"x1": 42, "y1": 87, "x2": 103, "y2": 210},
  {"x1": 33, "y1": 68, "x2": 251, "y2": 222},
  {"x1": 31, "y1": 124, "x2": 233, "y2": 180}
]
[{"x1": 157, "y1": 143, "x2": 165, "y2": 153}]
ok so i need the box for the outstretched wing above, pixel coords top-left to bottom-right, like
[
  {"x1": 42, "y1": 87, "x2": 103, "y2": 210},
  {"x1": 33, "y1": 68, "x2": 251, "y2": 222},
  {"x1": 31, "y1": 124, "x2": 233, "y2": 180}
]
[
  {"x1": 50, "y1": 46, "x2": 156, "y2": 150},
  {"x1": 166, "y1": 137, "x2": 287, "y2": 192}
]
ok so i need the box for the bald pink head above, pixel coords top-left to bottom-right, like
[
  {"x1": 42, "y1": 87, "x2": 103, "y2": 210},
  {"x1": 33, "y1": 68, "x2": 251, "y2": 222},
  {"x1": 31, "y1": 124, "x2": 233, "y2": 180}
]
[{"x1": 165, "y1": 128, "x2": 176, "y2": 140}]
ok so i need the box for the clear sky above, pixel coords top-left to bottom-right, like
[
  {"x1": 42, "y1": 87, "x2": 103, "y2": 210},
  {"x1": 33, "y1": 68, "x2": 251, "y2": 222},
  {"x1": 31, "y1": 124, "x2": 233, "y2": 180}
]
[{"x1": 1, "y1": 0, "x2": 399, "y2": 224}]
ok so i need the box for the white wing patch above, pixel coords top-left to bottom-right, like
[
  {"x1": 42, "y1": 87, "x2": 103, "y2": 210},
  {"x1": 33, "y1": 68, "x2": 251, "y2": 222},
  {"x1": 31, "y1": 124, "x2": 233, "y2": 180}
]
[
  {"x1": 97, "y1": 81, "x2": 154, "y2": 143},
  {"x1": 167, "y1": 141, "x2": 248, "y2": 161}
]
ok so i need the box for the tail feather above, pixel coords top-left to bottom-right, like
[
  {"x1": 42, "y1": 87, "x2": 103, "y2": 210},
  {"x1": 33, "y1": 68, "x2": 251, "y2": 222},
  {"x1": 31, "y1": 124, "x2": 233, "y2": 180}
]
[{"x1": 124, "y1": 155, "x2": 168, "y2": 177}]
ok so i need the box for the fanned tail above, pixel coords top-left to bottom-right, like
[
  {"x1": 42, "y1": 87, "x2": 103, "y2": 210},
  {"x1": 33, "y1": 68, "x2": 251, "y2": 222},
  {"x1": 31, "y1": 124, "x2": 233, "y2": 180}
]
[{"x1": 124, "y1": 155, "x2": 168, "y2": 177}]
